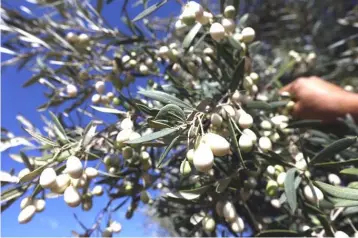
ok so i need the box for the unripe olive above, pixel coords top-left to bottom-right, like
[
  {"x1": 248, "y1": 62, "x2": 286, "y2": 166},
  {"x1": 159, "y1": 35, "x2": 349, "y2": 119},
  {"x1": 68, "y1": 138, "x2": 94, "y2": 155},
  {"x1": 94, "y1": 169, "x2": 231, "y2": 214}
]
[
  {"x1": 18, "y1": 205, "x2": 36, "y2": 224},
  {"x1": 241, "y1": 27, "x2": 255, "y2": 43},
  {"x1": 303, "y1": 185, "x2": 324, "y2": 203},
  {"x1": 85, "y1": 167, "x2": 98, "y2": 179},
  {"x1": 224, "y1": 5, "x2": 236, "y2": 18},
  {"x1": 193, "y1": 142, "x2": 214, "y2": 172},
  {"x1": 202, "y1": 133, "x2": 230, "y2": 156},
  {"x1": 78, "y1": 33, "x2": 90, "y2": 45},
  {"x1": 32, "y1": 199, "x2": 45, "y2": 212},
  {"x1": 71, "y1": 174, "x2": 87, "y2": 188},
  {"x1": 64, "y1": 185, "x2": 81, "y2": 207},
  {"x1": 122, "y1": 146, "x2": 134, "y2": 160},
  {"x1": 223, "y1": 201, "x2": 237, "y2": 222},
  {"x1": 210, "y1": 113, "x2": 223, "y2": 127},
  {"x1": 202, "y1": 217, "x2": 216, "y2": 232},
  {"x1": 112, "y1": 97, "x2": 120, "y2": 105},
  {"x1": 210, "y1": 23, "x2": 226, "y2": 42},
  {"x1": 266, "y1": 180, "x2": 278, "y2": 197},
  {"x1": 158, "y1": 46, "x2": 170, "y2": 58},
  {"x1": 66, "y1": 156, "x2": 83, "y2": 179},
  {"x1": 18, "y1": 168, "x2": 30, "y2": 180},
  {"x1": 266, "y1": 165, "x2": 275, "y2": 176},
  {"x1": 82, "y1": 197, "x2": 93, "y2": 211},
  {"x1": 141, "y1": 159, "x2": 152, "y2": 171},
  {"x1": 238, "y1": 134, "x2": 253, "y2": 152},
  {"x1": 238, "y1": 113, "x2": 253, "y2": 129},
  {"x1": 66, "y1": 84, "x2": 78, "y2": 97},
  {"x1": 66, "y1": 32, "x2": 78, "y2": 44},
  {"x1": 203, "y1": 47, "x2": 214, "y2": 55},
  {"x1": 102, "y1": 228, "x2": 113, "y2": 238},
  {"x1": 259, "y1": 137, "x2": 272, "y2": 152},
  {"x1": 92, "y1": 185, "x2": 104, "y2": 196},
  {"x1": 139, "y1": 64, "x2": 149, "y2": 74},
  {"x1": 39, "y1": 168, "x2": 57, "y2": 189},
  {"x1": 180, "y1": 160, "x2": 192, "y2": 176},
  {"x1": 79, "y1": 70, "x2": 89, "y2": 81},
  {"x1": 51, "y1": 173, "x2": 71, "y2": 193},
  {"x1": 215, "y1": 201, "x2": 225, "y2": 217},
  {"x1": 250, "y1": 72, "x2": 259, "y2": 83},
  {"x1": 172, "y1": 63, "x2": 181, "y2": 72},
  {"x1": 231, "y1": 216, "x2": 245, "y2": 233},
  {"x1": 285, "y1": 100, "x2": 295, "y2": 111},
  {"x1": 181, "y1": 9, "x2": 196, "y2": 26},
  {"x1": 260, "y1": 120, "x2": 272, "y2": 130},
  {"x1": 186, "y1": 149, "x2": 194, "y2": 163},
  {"x1": 344, "y1": 85, "x2": 354, "y2": 92},
  {"x1": 140, "y1": 191, "x2": 150, "y2": 204}
]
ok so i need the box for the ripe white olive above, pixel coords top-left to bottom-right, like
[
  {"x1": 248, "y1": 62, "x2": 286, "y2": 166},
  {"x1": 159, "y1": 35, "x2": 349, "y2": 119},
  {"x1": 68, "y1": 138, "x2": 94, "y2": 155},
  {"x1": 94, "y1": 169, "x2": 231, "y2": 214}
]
[
  {"x1": 223, "y1": 201, "x2": 237, "y2": 222},
  {"x1": 71, "y1": 174, "x2": 87, "y2": 188},
  {"x1": 193, "y1": 142, "x2": 214, "y2": 172},
  {"x1": 20, "y1": 197, "x2": 32, "y2": 210},
  {"x1": 242, "y1": 128, "x2": 257, "y2": 143},
  {"x1": 186, "y1": 1, "x2": 204, "y2": 19},
  {"x1": 85, "y1": 167, "x2": 98, "y2": 179},
  {"x1": 109, "y1": 221, "x2": 122, "y2": 233},
  {"x1": 210, "y1": 23, "x2": 226, "y2": 42},
  {"x1": 66, "y1": 155, "x2": 83, "y2": 179},
  {"x1": 260, "y1": 120, "x2": 272, "y2": 130},
  {"x1": 304, "y1": 185, "x2": 324, "y2": 203},
  {"x1": 139, "y1": 64, "x2": 149, "y2": 74},
  {"x1": 102, "y1": 227, "x2": 113, "y2": 238},
  {"x1": 250, "y1": 72, "x2": 259, "y2": 82},
  {"x1": 116, "y1": 129, "x2": 133, "y2": 146},
  {"x1": 181, "y1": 8, "x2": 196, "y2": 26},
  {"x1": 270, "y1": 199, "x2": 281, "y2": 209},
  {"x1": 203, "y1": 133, "x2": 230, "y2": 156},
  {"x1": 197, "y1": 11, "x2": 213, "y2": 25},
  {"x1": 276, "y1": 172, "x2": 286, "y2": 187},
  {"x1": 64, "y1": 185, "x2": 81, "y2": 207},
  {"x1": 222, "y1": 18, "x2": 235, "y2": 33},
  {"x1": 18, "y1": 205, "x2": 36, "y2": 224},
  {"x1": 120, "y1": 118, "x2": 134, "y2": 130},
  {"x1": 78, "y1": 33, "x2": 90, "y2": 45},
  {"x1": 238, "y1": 113, "x2": 253, "y2": 129},
  {"x1": 259, "y1": 137, "x2": 272, "y2": 152},
  {"x1": 66, "y1": 84, "x2": 78, "y2": 97},
  {"x1": 129, "y1": 131, "x2": 141, "y2": 141},
  {"x1": 39, "y1": 167, "x2": 57, "y2": 189},
  {"x1": 328, "y1": 173, "x2": 341, "y2": 185},
  {"x1": 51, "y1": 173, "x2": 71, "y2": 194},
  {"x1": 66, "y1": 32, "x2": 78, "y2": 43},
  {"x1": 241, "y1": 27, "x2": 255, "y2": 43},
  {"x1": 18, "y1": 168, "x2": 30, "y2": 180},
  {"x1": 34, "y1": 199, "x2": 46, "y2": 212},
  {"x1": 210, "y1": 113, "x2": 223, "y2": 127},
  {"x1": 230, "y1": 216, "x2": 245, "y2": 233},
  {"x1": 92, "y1": 185, "x2": 104, "y2": 196},
  {"x1": 334, "y1": 231, "x2": 350, "y2": 238},
  {"x1": 238, "y1": 134, "x2": 253, "y2": 152}
]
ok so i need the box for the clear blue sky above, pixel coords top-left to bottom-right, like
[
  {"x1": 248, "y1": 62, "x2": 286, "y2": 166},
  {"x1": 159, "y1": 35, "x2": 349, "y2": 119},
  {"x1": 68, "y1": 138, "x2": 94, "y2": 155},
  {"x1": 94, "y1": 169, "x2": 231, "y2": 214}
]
[{"x1": 1, "y1": 0, "x2": 182, "y2": 236}]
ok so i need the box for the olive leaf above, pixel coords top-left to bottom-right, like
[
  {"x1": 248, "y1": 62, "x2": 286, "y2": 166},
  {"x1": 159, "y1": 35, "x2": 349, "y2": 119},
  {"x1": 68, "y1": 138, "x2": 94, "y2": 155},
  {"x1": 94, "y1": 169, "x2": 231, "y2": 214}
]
[
  {"x1": 215, "y1": 177, "x2": 232, "y2": 193},
  {"x1": 183, "y1": 23, "x2": 202, "y2": 50},
  {"x1": 314, "y1": 181, "x2": 358, "y2": 201},
  {"x1": 126, "y1": 127, "x2": 181, "y2": 144},
  {"x1": 284, "y1": 168, "x2": 298, "y2": 214},
  {"x1": 157, "y1": 135, "x2": 180, "y2": 168},
  {"x1": 24, "y1": 128, "x2": 58, "y2": 147},
  {"x1": 256, "y1": 230, "x2": 299, "y2": 237},
  {"x1": 155, "y1": 104, "x2": 186, "y2": 122},
  {"x1": 49, "y1": 111, "x2": 69, "y2": 142},
  {"x1": 19, "y1": 162, "x2": 50, "y2": 183},
  {"x1": 310, "y1": 136, "x2": 357, "y2": 164},
  {"x1": 132, "y1": 0, "x2": 168, "y2": 22},
  {"x1": 91, "y1": 105, "x2": 127, "y2": 115},
  {"x1": 138, "y1": 90, "x2": 194, "y2": 110},
  {"x1": 229, "y1": 57, "x2": 245, "y2": 91},
  {"x1": 340, "y1": 168, "x2": 358, "y2": 176}
]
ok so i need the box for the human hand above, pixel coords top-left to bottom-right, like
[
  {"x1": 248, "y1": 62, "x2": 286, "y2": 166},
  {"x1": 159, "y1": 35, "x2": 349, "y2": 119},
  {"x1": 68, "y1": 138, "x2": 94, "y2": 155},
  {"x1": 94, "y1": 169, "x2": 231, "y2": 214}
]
[{"x1": 280, "y1": 76, "x2": 357, "y2": 122}]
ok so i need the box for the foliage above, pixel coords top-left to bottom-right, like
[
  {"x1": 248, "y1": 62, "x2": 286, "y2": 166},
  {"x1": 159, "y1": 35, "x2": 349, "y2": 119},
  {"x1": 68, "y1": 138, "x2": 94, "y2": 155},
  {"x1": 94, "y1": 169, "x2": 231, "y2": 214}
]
[{"x1": 1, "y1": 0, "x2": 358, "y2": 237}]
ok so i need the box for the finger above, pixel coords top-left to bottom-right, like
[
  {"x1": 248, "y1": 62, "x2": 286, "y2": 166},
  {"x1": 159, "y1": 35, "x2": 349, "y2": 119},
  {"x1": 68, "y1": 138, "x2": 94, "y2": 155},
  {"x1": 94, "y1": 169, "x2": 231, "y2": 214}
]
[
  {"x1": 279, "y1": 83, "x2": 293, "y2": 94},
  {"x1": 291, "y1": 102, "x2": 302, "y2": 119}
]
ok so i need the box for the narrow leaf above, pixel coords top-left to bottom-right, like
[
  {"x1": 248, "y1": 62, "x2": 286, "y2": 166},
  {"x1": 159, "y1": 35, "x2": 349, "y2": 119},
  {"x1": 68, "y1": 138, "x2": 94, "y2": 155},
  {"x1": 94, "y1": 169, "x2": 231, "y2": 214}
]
[
  {"x1": 155, "y1": 104, "x2": 186, "y2": 122},
  {"x1": 24, "y1": 128, "x2": 58, "y2": 147},
  {"x1": 216, "y1": 177, "x2": 232, "y2": 193},
  {"x1": 183, "y1": 23, "x2": 202, "y2": 50},
  {"x1": 313, "y1": 158, "x2": 358, "y2": 167},
  {"x1": 340, "y1": 168, "x2": 358, "y2": 176},
  {"x1": 228, "y1": 118, "x2": 245, "y2": 168},
  {"x1": 284, "y1": 168, "x2": 298, "y2": 213},
  {"x1": 310, "y1": 137, "x2": 357, "y2": 164},
  {"x1": 49, "y1": 111, "x2": 69, "y2": 142},
  {"x1": 229, "y1": 57, "x2": 245, "y2": 91},
  {"x1": 157, "y1": 135, "x2": 180, "y2": 168},
  {"x1": 132, "y1": 0, "x2": 168, "y2": 22},
  {"x1": 139, "y1": 90, "x2": 193, "y2": 109},
  {"x1": 91, "y1": 105, "x2": 127, "y2": 115},
  {"x1": 314, "y1": 181, "x2": 358, "y2": 201},
  {"x1": 19, "y1": 163, "x2": 50, "y2": 183},
  {"x1": 126, "y1": 127, "x2": 180, "y2": 144}
]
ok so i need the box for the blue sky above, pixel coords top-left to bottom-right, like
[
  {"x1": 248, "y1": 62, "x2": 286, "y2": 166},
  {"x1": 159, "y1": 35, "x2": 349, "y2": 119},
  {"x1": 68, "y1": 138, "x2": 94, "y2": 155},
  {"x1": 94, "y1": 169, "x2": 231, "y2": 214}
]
[{"x1": 1, "y1": 0, "x2": 182, "y2": 236}]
